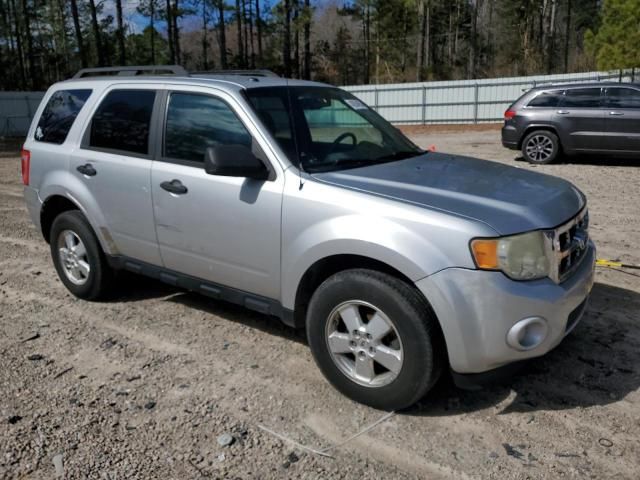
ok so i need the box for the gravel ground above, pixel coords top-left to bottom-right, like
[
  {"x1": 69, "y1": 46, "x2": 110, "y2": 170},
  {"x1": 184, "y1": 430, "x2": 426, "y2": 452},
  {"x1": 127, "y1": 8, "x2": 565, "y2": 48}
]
[{"x1": 1, "y1": 127, "x2": 639, "y2": 479}]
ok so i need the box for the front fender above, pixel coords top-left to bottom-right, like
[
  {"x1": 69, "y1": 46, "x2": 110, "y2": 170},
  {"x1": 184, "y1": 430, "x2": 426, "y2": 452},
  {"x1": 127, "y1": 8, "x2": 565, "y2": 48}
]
[{"x1": 281, "y1": 214, "x2": 454, "y2": 310}]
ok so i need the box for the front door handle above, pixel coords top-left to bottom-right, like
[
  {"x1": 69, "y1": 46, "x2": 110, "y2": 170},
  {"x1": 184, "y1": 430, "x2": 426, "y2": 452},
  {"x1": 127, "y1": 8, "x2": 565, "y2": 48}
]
[
  {"x1": 76, "y1": 163, "x2": 97, "y2": 176},
  {"x1": 556, "y1": 110, "x2": 570, "y2": 115},
  {"x1": 160, "y1": 179, "x2": 188, "y2": 195},
  {"x1": 609, "y1": 111, "x2": 624, "y2": 116}
]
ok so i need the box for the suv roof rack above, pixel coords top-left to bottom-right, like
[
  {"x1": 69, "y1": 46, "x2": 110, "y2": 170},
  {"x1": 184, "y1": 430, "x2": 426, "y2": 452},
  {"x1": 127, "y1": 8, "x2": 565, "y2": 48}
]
[
  {"x1": 193, "y1": 69, "x2": 279, "y2": 78},
  {"x1": 73, "y1": 65, "x2": 188, "y2": 79}
]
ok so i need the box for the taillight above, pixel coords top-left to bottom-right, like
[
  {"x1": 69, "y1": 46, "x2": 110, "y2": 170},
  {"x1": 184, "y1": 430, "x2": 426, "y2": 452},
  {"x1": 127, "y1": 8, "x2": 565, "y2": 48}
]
[
  {"x1": 21, "y1": 149, "x2": 30, "y2": 185},
  {"x1": 504, "y1": 109, "x2": 517, "y2": 120}
]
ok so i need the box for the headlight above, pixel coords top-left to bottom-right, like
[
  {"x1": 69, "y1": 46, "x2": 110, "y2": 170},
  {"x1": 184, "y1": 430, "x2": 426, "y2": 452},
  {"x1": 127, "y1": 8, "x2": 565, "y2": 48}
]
[{"x1": 470, "y1": 231, "x2": 551, "y2": 280}]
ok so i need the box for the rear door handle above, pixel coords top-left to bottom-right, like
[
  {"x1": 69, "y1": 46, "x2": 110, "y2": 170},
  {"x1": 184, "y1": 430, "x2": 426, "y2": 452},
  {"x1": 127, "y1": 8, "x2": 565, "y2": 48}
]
[
  {"x1": 556, "y1": 110, "x2": 570, "y2": 115},
  {"x1": 76, "y1": 163, "x2": 97, "y2": 176},
  {"x1": 609, "y1": 111, "x2": 624, "y2": 116},
  {"x1": 160, "y1": 179, "x2": 188, "y2": 195}
]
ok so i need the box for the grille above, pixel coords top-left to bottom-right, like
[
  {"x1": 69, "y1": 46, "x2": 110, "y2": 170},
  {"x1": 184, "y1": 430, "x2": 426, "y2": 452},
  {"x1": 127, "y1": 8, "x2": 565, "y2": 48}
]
[{"x1": 548, "y1": 208, "x2": 589, "y2": 283}]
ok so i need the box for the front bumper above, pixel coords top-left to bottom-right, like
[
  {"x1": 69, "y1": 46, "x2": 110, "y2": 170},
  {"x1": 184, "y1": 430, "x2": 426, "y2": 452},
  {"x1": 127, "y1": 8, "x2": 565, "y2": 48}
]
[{"x1": 416, "y1": 241, "x2": 595, "y2": 374}]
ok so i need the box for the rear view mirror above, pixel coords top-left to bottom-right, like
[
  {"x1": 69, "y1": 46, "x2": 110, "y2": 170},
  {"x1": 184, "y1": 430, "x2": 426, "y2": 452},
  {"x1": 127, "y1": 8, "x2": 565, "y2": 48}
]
[{"x1": 204, "y1": 145, "x2": 269, "y2": 180}]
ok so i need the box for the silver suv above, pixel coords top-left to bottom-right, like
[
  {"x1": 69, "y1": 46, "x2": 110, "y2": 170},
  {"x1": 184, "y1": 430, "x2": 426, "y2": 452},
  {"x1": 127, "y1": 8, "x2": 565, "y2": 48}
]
[{"x1": 23, "y1": 66, "x2": 595, "y2": 410}]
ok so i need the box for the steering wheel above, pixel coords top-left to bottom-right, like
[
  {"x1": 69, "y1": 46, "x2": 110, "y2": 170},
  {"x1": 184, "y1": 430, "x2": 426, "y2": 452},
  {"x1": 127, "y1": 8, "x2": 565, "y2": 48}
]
[{"x1": 331, "y1": 132, "x2": 357, "y2": 147}]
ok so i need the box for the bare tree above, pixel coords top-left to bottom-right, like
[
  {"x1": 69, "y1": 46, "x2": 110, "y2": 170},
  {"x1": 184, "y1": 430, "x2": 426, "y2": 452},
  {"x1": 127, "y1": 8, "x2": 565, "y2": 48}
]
[
  {"x1": 166, "y1": 0, "x2": 175, "y2": 63},
  {"x1": 303, "y1": 0, "x2": 310, "y2": 79},
  {"x1": 116, "y1": 0, "x2": 126, "y2": 64},
  {"x1": 283, "y1": 0, "x2": 291, "y2": 77},
  {"x1": 215, "y1": 0, "x2": 227, "y2": 68}
]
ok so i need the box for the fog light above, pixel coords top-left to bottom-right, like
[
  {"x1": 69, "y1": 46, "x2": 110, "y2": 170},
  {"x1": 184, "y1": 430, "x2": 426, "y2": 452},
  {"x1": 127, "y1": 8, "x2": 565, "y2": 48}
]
[{"x1": 506, "y1": 317, "x2": 549, "y2": 351}]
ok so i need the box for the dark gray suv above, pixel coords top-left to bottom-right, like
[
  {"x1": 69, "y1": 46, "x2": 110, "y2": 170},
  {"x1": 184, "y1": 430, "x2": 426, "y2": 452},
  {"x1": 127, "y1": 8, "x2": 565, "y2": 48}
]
[{"x1": 502, "y1": 82, "x2": 640, "y2": 164}]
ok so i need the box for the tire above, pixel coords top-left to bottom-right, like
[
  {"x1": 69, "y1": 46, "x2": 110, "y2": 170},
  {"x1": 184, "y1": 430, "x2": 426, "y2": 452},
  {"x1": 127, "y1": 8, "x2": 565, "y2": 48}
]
[
  {"x1": 49, "y1": 210, "x2": 114, "y2": 300},
  {"x1": 521, "y1": 130, "x2": 561, "y2": 164},
  {"x1": 306, "y1": 269, "x2": 444, "y2": 410}
]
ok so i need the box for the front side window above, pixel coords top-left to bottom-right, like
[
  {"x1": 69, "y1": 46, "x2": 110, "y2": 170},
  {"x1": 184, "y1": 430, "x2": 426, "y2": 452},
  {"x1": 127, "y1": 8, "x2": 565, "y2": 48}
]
[
  {"x1": 605, "y1": 88, "x2": 640, "y2": 109},
  {"x1": 35, "y1": 89, "x2": 92, "y2": 144},
  {"x1": 560, "y1": 88, "x2": 602, "y2": 108},
  {"x1": 527, "y1": 90, "x2": 564, "y2": 108},
  {"x1": 89, "y1": 90, "x2": 156, "y2": 155},
  {"x1": 245, "y1": 86, "x2": 421, "y2": 172},
  {"x1": 164, "y1": 92, "x2": 252, "y2": 163}
]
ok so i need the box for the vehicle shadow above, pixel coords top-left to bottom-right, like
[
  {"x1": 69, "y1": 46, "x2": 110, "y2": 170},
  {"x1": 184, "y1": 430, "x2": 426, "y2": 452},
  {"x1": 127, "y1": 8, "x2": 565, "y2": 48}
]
[
  {"x1": 407, "y1": 281, "x2": 640, "y2": 416},
  {"x1": 514, "y1": 153, "x2": 640, "y2": 167}
]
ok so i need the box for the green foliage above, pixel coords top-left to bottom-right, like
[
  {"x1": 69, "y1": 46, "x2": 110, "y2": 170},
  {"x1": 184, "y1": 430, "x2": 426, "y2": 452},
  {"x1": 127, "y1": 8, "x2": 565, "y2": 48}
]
[{"x1": 585, "y1": 0, "x2": 640, "y2": 69}]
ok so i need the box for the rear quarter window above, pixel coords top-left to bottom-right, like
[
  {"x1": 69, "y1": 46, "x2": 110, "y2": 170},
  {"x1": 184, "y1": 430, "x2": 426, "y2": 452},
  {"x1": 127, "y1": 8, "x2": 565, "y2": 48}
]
[
  {"x1": 34, "y1": 89, "x2": 92, "y2": 144},
  {"x1": 527, "y1": 90, "x2": 564, "y2": 107}
]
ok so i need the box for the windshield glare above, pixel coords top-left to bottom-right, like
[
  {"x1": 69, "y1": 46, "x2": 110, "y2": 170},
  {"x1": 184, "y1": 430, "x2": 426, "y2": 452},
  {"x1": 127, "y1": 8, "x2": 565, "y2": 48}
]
[{"x1": 245, "y1": 86, "x2": 423, "y2": 172}]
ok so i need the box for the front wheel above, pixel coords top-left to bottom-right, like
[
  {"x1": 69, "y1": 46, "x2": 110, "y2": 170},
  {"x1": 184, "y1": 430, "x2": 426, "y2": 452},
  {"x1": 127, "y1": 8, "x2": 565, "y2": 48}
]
[
  {"x1": 521, "y1": 130, "x2": 561, "y2": 164},
  {"x1": 306, "y1": 269, "x2": 443, "y2": 410}
]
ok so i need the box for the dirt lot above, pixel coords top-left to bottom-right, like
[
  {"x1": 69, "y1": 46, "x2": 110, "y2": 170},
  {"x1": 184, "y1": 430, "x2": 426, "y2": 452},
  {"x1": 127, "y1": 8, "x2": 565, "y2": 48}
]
[{"x1": 1, "y1": 127, "x2": 639, "y2": 479}]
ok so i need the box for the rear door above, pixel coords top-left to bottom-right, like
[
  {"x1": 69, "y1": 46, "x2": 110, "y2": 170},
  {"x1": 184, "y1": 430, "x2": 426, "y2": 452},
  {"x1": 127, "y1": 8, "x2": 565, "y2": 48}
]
[
  {"x1": 554, "y1": 87, "x2": 605, "y2": 152},
  {"x1": 603, "y1": 86, "x2": 640, "y2": 153},
  {"x1": 73, "y1": 86, "x2": 163, "y2": 265}
]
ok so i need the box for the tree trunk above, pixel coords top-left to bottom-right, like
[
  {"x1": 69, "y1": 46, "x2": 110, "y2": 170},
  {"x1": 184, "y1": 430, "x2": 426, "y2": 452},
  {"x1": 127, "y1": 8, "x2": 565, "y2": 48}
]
[
  {"x1": 255, "y1": 0, "x2": 262, "y2": 61},
  {"x1": 172, "y1": 0, "x2": 180, "y2": 64},
  {"x1": 248, "y1": 0, "x2": 255, "y2": 67},
  {"x1": 416, "y1": 0, "x2": 426, "y2": 81},
  {"x1": 217, "y1": 1, "x2": 227, "y2": 68},
  {"x1": 563, "y1": 0, "x2": 571, "y2": 73},
  {"x1": 293, "y1": 2, "x2": 299, "y2": 78},
  {"x1": 283, "y1": 0, "x2": 291, "y2": 77},
  {"x1": 69, "y1": 0, "x2": 86, "y2": 68},
  {"x1": 468, "y1": 0, "x2": 478, "y2": 79},
  {"x1": 21, "y1": 0, "x2": 34, "y2": 83},
  {"x1": 166, "y1": 0, "x2": 175, "y2": 63},
  {"x1": 303, "y1": 0, "x2": 310, "y2": 79},
  {"x1": 150, "y1": 0, "x2": 156, "y2": 64},
  {"x1": 116, "y1": 0, "x2": 126, "y2": 64},
  {"x1": 202, "y1": 0, "x2": 208, "y2": 70},
  {"x1": 242, "y1": 0, "x2": 249, "y2": 67},
  {"x1": 547, "y1": 0, "x2": 557, "y2": 73},
  {"x1": 88, "y1": 0, "x2": 105, "y2": 66},
  {"x1": 8, "y1": 0, "x2": 26, "y2": 88},
  {"x1": 235, "y1": 0, "x2": 244, "y2": 67}
]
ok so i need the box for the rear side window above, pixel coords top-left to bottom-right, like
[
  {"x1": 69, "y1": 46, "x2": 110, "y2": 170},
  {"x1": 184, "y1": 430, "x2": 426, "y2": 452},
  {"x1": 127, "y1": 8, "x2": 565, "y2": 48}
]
[
  {"x1": 35, "y1": 89, "x2": 92, "y2": 144},
  {"x1": 560, "y1": 88, "x2": 602, "y2": 108},
  {"x1": 164, "y1": 92, "x2": 252, "y2": 163},
  {"x1": 605, "y1": 88, "x2": 640, "y2": 109},
  {"x1": 527, "y1": 90, "x2": 564, "y2": 107},
  {"x1": 89, "y1": 90, "x2": 156, "y2": 155}
]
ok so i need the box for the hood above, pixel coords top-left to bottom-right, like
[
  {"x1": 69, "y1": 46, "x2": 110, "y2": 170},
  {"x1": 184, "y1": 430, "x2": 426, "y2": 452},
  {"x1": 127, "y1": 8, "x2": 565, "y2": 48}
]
[{"x1": 312, "y1": 152, "x2": 585, "y2": 235}]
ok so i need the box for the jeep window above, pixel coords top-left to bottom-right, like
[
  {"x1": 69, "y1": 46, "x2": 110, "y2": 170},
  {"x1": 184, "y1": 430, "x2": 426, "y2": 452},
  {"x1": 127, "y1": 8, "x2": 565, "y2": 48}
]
[
  {"x1": 35, "y1": 89, "x2": 92, "y2": 144},
  {"x1": 89, "y1": 90, "x2": 156, "y2": 155},
  {"x1": 245, "y1": 86, "x2": 422, "y2": 172},
  {"x1": 527, "y1": 90, "x2": 564, "y2": 108},
  {"x1": 164, "y1": 92, "x2": 252, "y2": 163},
  {"x1": 605, "y1": 88, "x2": 640, "y2": 109},
  {"x1": 559, "y1": 88, "x2": 602, "y2": 108}
]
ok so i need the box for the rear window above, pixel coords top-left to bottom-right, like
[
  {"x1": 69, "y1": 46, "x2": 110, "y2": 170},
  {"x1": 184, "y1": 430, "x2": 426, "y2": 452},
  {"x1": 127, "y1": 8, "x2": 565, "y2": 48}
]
[
  {"x1": 527, "y1": 90, "x2": 564, "y2": 107},
  {"x1": 89, "y1": 89, "x2": 156, "y2": 155},
  {"x1": 560, "y1": 88, "x2": 602, "y2": 108},
  {"x1": 35, "y1": 89, "x2": 92, "y2": 144},
  {"x1": 605, "y1": 88, "x2": 640, "y2": 109}
]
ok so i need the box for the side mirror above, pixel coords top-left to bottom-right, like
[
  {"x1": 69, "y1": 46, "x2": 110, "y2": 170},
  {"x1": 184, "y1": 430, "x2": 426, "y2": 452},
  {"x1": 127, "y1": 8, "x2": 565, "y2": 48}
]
[{"x1": 204, "y1": 145, "x2": 269, "y2": 180}]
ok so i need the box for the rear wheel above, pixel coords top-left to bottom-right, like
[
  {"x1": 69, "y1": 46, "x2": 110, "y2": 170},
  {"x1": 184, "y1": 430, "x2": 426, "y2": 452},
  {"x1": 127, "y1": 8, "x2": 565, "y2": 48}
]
[
  {"x1": 306, "y1": 269, "x2": 443, "y2": 410},
  {"x1": 521, "y1": 130, "x2": 561, "y2": 164},
  {"x1": 50, "y1": 211, "x2": 114, "y2": 300}
]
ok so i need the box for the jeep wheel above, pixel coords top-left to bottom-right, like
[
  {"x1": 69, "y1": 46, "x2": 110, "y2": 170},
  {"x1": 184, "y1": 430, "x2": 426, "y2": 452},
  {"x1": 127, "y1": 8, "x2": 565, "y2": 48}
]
[
  {"x1": 521, "y1": 130, "x2": 560, "y2": 164},
  {"x1": 306, "y1": 269, "x2": 443, "y2": 410},
  {"x1": 50, "y1": 210, "x2": 114, "y2": 300}
]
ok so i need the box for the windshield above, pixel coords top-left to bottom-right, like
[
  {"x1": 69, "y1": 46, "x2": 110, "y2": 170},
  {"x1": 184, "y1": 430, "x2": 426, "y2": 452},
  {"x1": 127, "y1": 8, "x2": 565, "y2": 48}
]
[{"x1": 244, "y1": 86, "x2": 423, "y2": 172}]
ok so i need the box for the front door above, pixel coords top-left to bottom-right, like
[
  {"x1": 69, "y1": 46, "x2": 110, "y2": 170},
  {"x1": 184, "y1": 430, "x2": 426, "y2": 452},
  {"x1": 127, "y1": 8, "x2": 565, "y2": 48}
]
[
  {"x1": 603, "y1": 86, "x2": 640, "y2": 153},
  {"x1": 73, "y1": 87, "x2": 162, "y2": 265},
  {"x1": 151, "y1": 89, "x2": 283, "y2": 300},
  {"x1": 554, "y1": 87, "x2": 605, "y2": 152}
]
